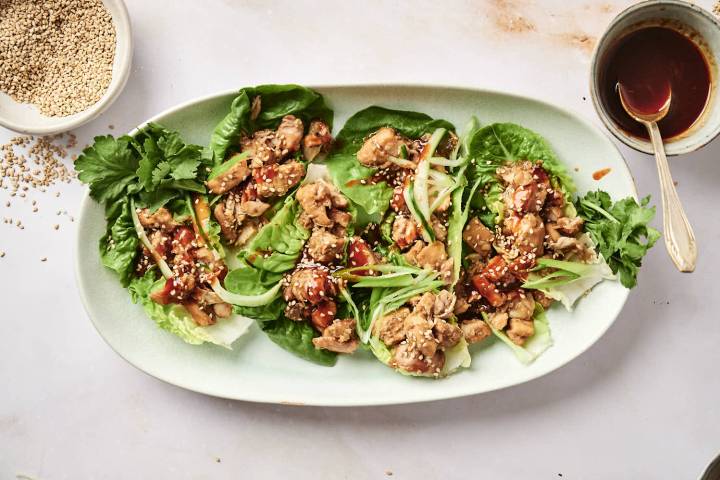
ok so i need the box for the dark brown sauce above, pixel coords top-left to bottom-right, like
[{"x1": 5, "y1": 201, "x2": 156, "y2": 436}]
[{"x1": 599, "y1": 26, "x2": 711, "y2": 140}]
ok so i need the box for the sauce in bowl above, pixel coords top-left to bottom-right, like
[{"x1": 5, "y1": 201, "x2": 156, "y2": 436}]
[{"x1": 599, "y1": 26, "x2": 711, "y2": 140}]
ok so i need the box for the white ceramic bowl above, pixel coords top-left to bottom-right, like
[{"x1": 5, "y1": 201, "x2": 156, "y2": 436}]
[
  {"x1": 590, "y1": 0, "x2": 720, "y2": 156},
  {"x1": 0, "y1": 0, "x2": 132, "y2": 135}
]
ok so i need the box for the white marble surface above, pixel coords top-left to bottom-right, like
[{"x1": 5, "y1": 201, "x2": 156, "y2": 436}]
[{"x1": 1, "y1": 1, "x2": 719, "y2": 478}]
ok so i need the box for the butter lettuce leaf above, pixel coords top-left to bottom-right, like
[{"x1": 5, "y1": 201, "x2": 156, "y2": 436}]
[
  {"x1": 467, "y1": 123, "x2": 576, "y2": 196},
  {"x1": 99, "y1": 198, "x2": 138, "y2": 287},
  {"x1": 128, "y1": 271, "x2": 253, "y2": 348},
  {"x1": 207, "y1": 84, "x2": 333, "y2": 163},
  {"x1": 326, "y1": 106, "x2": 455, "y2": 222},
  {"x1": 465, "y1": 123, "x2": 576, "y2": 227},
  {"x1": 262, "y1": 317, "x2": 337, "y2": 366},
  {"x1": 326, "y1": 152, "x2": 393, "y2": 220},
  {"x1": 239, "y1": 198, "x2": 310, "y2": 273}
]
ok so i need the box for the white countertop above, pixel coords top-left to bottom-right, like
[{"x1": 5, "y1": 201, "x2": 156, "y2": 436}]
[{"x1": 2, "y1": 1, "x2": 719, "y2": 478}]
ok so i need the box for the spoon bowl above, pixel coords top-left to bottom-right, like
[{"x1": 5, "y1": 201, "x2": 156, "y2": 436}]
[{"x1": 618, "y1": 82, "x2": 672, "y2": 123}]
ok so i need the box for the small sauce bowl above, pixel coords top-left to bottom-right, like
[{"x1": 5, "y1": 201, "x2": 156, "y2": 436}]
[{"x1": 590, "y1": 0, "x2": 720, "y2": 155}]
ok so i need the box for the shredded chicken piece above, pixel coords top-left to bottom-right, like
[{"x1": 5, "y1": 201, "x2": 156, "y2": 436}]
[
  {"x1": 404, "y1": 241, "x2": 454, "y2": 284},
  {"x1": 552, "y1": 237, "x2": 579, "y2": 253},
  {"x1": 544, "y1": 205, "x2": 564, "y2": 222},
  {"x1": 191, "y1": 288, "x2": 232, "y2": 319},
  {"x1": 213, "y1": 189, "x2": 267, "y2": 246},
  {"x1": 137, "y1": 207, "x2": 176, "y2": 230},
  {"x1": 255, "y1": 161, "x2": 305, "y2": 198},
  {"x1": 486, "y1": 311, "x2": 509, "y2": 330},
  {"x1": 312, "y1": 318, "x2": 358, "y2": 353},
  {"x1": 392, "y1": 215, "x2": 418, "y2": 250},
  {"x1": 433, "y1": 319, "x2": 462, "y2": 349},
  {"x1": 283, "y1": 267, "x2": 337, "y2": 305},
  {"x1": 237, "y1": 218, "x2": 265, "y2": 246},
  {"x1": 329, "y1": 210, "x2": 352, "y2": 236},
  {"x1": 356, "y1": 127, "x2": 407, "y2": 168},
  {"x1": 432, "y1": 290, "x2": 456, "y2": 319},
  {"x1": 307, "y1": 228, "x2": 346, "y2": 263},
  {"x1": 239, "y1": 200, "x2": 270, "y2": 217},
  {"x1": 534, "y1": 290, "x2": 554, "y2": 309},
  {"x1": 373, "y1": 307, "x2": 410, "y2": 346},
  {"x1": 556, "y1": 216, "x2": 584, "y2": 235},
  {"x1": 184, "y1": 302, "x2": 215, "y2": 326},
  {"x1": 391, "y1": 343, "x2": 445, "y2": 374},
  {"x1": 275, "y1": 115, "x2": 304, "y2": 154},
  {"x1": 296, "y1": 179, "x2": 349, "y2": 227},
  {"x1": 404, "y1": 310, "x2": 438, "y2": 358},
  {"x1": 405, "y1": 240, "x2": 446, "y2": 270},
  {"x1": 508, "y1": 292, "x2": 535, "y2": 320},
  {"x1": 431, "y1": 216, "x2": 447, "y2": 242},
  {"x1": 460, "y1": 319, "x2": 492, "y2": 344},
  {"x1": 497, "y1": 161, "x2": 535, "y2": 187},
  {"x1": 241, "y1": 130, "x2": 278, "y2": 167},
  {"x1": 509, "y1": 213, "x2": 545, "y2": 255},
  {"x1": 507, "y1": 318, "x2": 534, "y2": 345},
  {"x1": 206, "y1": 153, "x2": 250, "y2": 195},
  {"x1": 499, "y1": 161, "x2": 549, "y2": 213},
  {"x1": 463, "y1": 217, "x2": 494, "y2": 258},
  {"x1": 285, "y1": 300, "x2": 312, "y2": 321},
  {"x1": 302, "y1": 120, "x2": 333, "y2": 162}
]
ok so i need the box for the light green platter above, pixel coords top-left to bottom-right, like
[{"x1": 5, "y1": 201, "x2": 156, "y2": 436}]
[{"x1": 75, "y1": 85, "x2": 636, "y2": 406}]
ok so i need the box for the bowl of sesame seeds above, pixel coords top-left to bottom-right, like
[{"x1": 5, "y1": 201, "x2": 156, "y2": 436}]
[{"x1": 0, "y1": 0, "x2": 132, "y2": 135}]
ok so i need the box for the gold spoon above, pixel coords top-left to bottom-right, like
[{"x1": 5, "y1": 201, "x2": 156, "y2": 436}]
[{"x1": 618, "y1": 84, "x2": 697, "y2": 272}]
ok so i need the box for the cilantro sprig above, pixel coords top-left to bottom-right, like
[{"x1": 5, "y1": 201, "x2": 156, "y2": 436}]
[
  {"x1": 75, "y1": 122, "x2": 209, "y2": 210},
  {"x1": 575, "y1": 190, "x2": 661, "y2": 288}
]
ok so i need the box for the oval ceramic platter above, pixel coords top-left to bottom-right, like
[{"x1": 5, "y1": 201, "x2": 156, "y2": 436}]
[{"x1": 76, "y1": 85, "x2": 636, "y2": 406}]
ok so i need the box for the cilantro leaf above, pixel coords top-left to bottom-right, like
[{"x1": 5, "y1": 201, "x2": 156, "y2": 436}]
[
  {"x1": 576, "y1": 191, "x2": 660, "y2": 288},
  {"x1": 75, "y1": 135, "x2": 140, "y2": 203}
]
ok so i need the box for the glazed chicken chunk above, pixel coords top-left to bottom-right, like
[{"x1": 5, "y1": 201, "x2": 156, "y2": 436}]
[
  {"x1": 463, "y1": 217, "x2": 495, "y2": 258},
  {"x1": 375, "y1": 291, "x2": 463, "y2": 375},
  {"x1": 240, "y1": 114, "x2": 304, "y2": 167},
  {"x1": 356, "y1": 127, "x2": 407, "y2": 168},
  {"x1": 137, "y1": 207, "x2": 176, "y2": 230},
  {"x1": 296, "y1": 179, "x2": 349, "y2": 228},
  {"x1": 206, "y1": 153, "x2": 250, "y2": 195},
  {"x1": 283, "y1": 267, "x2": 338, "y2": 306},
  {"x1": 307, "y1": 228, "x2": 346, "y2": 263},
  {"x1": 404, "y1": 240, "x2": 454, "y2": 283},
  {"x1": 254, "y1": 161, "x2": 306, "y2": 198},
  {"x1": 213, "y1": 187, "x2": 267, "y2": 246},
  {"x1": 312, "y1": 318, "x2": 359, "y2": 353},
  {"x1": 302, "y1": 120, "x2": 333, "y2": 162}
]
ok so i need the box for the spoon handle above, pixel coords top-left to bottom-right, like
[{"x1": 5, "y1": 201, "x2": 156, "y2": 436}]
[{"x1": 646, "y1": 121, "x2": 697, "y2": 272}]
